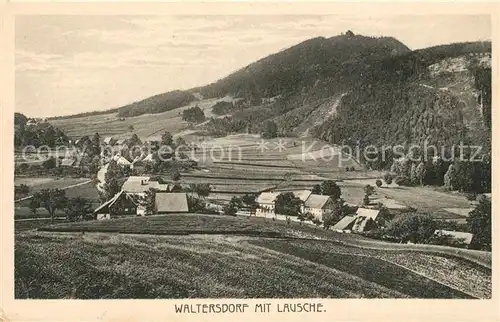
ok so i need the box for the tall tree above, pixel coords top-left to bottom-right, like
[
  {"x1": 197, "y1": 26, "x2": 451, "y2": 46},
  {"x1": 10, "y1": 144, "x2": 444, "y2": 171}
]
[
  {"x1": 90, "y1": 132, "x2": 101, "y2": 157},
  {"x1": 142, "y1": 188, "x2": 157, "y2": 215},
  {"x1": 261, "y1": 120, "x2": 278, "y2": 139},
  {"x1": 161, "y1": 131, "x2": 174, "y2": 147}
]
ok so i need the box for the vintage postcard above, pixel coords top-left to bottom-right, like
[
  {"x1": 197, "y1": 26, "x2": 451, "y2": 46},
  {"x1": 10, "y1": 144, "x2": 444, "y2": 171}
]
[{"x1": 1, "y1": 2, "x2": 498, "y2": 322}]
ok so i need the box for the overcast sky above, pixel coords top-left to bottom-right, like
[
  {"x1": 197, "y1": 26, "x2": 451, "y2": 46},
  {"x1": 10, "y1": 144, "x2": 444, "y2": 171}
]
[{"x1": 15, "y1": 15, "x2": 491, "y2": 117}]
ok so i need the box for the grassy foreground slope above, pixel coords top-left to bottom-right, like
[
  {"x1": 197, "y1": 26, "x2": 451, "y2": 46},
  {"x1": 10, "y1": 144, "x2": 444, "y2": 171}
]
[
  {"x1": 16, "y1": 215, "x2": 491, "y2": 299},
  {"x1": 17, "y1": 232, "x2": 487, "y2": 299}
]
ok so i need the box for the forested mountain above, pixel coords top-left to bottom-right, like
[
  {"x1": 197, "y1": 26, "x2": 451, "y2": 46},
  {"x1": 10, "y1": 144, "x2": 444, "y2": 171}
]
[{"x1": 192, "y1": 32, "x2": 411, "y2": 100}]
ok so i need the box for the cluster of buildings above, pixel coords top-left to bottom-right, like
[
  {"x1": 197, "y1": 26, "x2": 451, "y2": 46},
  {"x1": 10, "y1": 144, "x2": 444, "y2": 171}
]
[
  {"x1": 254, "y1": 189, "x2": 382, "y2": 234},
  {"x1": 94, "y1": 176, "x2": 188, "y2": 220}
]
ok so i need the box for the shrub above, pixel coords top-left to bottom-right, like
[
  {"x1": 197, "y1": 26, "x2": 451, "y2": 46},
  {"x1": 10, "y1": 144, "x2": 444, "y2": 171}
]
[
  {"x1": 385, "y1": 213, "x2": 437, "y2": 244},
  {"x1": 375, "y1": 179, "x2": 382, "y2": 187},
  {"x1": 312, "y1": 218, "x2": 322, "y2": 228},
  {"x1": 223, "y1": 204, "x2": 237, "y2": 216},
  {"x1": 383, "y1": 173, "x2": 393, "y2": 184},
  {"x1": 395, "y1": 176, "x2": 410, "y2": 186}
]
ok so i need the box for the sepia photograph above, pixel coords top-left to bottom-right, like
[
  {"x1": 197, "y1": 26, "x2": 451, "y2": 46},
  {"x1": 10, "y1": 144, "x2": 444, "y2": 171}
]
[{"x1": 12, "y1": 12, "x2": 492, "y2": 302}]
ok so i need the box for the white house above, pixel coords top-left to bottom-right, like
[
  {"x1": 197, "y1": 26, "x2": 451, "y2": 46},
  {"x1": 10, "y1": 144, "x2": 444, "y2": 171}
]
[
  {"x1": 303, "y1": 194, "x2": 335, "y2": 220},
  {"x1": 256, "y1": 192, "x2": 280, "y2": 217}
]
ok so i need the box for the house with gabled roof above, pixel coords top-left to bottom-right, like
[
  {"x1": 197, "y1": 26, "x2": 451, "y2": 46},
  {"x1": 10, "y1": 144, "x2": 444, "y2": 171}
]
[
  {"x1": 121, "y1": 176, "x2": 171, "y2": 196},
  {"x1": 303, "y1": 194, "x2": 335, "y2": 220},
  {"x1": 333, "y1": 208, "x2": 381, "y2": 233},
  {"x1": 155, "y1": 192, "x2": 189, "y2": 213},
  {"x1": 256, "y1": 192, "x2": 280, "y2": 216},
  {"x1": 93, "y1": 190, "x2": 140, "y2": 220}
]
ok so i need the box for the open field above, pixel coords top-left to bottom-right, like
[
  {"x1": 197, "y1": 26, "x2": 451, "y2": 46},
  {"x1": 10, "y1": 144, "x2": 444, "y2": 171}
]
[
  {"x1": 16, "y1": 219, "x2": 490, "y2": 299},
  {"x1": 49, "y1": 97, "x2": 232, "y2": 140},
  {"x1": 36, "y1": 214, "x2": 491, "y2": 267}
]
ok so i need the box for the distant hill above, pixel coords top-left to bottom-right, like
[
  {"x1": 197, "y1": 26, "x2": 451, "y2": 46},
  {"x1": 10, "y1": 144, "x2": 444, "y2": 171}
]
[{"x1": 49, "y1": 90, "x2": 197, "y2": 120}]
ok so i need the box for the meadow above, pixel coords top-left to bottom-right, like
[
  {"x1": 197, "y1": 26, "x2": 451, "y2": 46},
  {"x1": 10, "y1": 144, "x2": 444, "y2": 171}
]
[{"x1": 16, "y1": 221, "x2": 490, "y2": 299}]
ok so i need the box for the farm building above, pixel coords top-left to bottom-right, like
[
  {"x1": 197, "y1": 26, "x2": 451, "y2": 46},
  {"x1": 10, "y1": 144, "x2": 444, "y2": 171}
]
[
  {"x1": 155, "y1": 192, "x2": 189, "y2": 213},
  {"x1": 121, "y1": 176, "x2": 171, "y2": 195},
  {"x1": 304, "y1": 194, "x2": 335, "y2": 220},
  {"x1": 256, "y1": 192, "x2": 280, "y2": 216},
  {"x1": 332, "y1": 208, "x2": 381, "y2": 233},
  {"x1": 351, "y1": 208, "x2": 380, "y2": 233},
  {"x1": 93, "y1": 190, "x2": 140, "y2": 220},
  {"x1": 332, "y1": 215, "x2": 356, "y2": 232}
]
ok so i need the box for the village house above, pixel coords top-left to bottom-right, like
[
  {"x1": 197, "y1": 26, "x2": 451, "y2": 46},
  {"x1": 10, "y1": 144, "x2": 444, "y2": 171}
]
[
  {"x1": 155, "y1": 192, "x2": 189, "y2": 214},
  {"x1": 255, "y1": 192, "x2": 280, "y2": 216},
  {"x1": 121, "y1": 176, "x2": 171, "y2": 196},
  {"x1": 303, "y1": 194, "x2": 335, "y2": 220},
  {"x1": 332, "y1": 208, "x2": 381, "y2": 233},
  {"x1": 93, "y1": 190, "x2": 140, "y2": 220}
]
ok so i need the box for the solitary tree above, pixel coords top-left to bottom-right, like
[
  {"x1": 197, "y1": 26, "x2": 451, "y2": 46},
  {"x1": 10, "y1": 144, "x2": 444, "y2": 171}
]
[
  {"x1": 375, "y1": 179, "x2": 382, "y2": 187},
  {"x1": 229, "y1": 196, "x2": 244, "y2": 209},
  {"x1": 364, "y1": 184, "x2": 375, "y2": 197},
  {"x1": 161, "y1": 131, "x2": 174, "y2": 147},
  {"x1": 383, "y1": 173, "x2": 393, "y2": 185}
]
